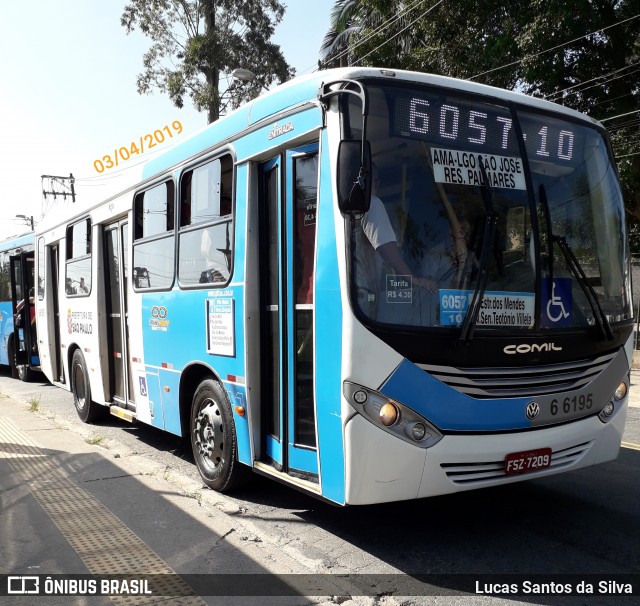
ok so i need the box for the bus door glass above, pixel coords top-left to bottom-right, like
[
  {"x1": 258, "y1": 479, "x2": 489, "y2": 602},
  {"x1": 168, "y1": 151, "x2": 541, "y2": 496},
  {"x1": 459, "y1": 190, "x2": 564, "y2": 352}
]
[
  {"x1": 10, "y1": 252, "x2": 35, "y2": 366},
  {"x1": 49, "y1": 245, "x2": 63, "y2": 381},
  {"x1": 260, "y1": 143, "x2": 320, "y2": 479},
  {"x1": 105, "y1": 221, "x2": 134, "y2": 408}
]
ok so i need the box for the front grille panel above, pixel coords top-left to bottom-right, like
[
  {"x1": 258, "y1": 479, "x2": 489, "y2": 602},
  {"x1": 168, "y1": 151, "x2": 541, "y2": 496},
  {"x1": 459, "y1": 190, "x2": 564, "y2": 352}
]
[
  {"x1": 418, "y1": 352, "x2": 616, "y2": 398},
  {"x1": 441, "y1": 441, "x2": 592, "y2": 485}
]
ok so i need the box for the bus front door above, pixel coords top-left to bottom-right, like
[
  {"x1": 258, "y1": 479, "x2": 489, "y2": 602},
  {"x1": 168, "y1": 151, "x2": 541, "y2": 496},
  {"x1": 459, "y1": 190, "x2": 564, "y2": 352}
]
[{"x1": 260, "y1": 144, "x2": 320, "y2": 483}]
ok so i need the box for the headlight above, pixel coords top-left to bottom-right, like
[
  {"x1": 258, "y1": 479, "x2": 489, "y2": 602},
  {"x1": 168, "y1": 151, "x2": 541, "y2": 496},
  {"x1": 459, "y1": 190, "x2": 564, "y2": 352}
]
[
  {"x1": 379, "y1": 403, "x2": 399, "y2": 426},
  {"x1": 614, "y1": 382, "x2": 627, "y2": 401},
  {"x1": 599, "y1": 400, "x2": 616, "y2": 423},
  {"x1": 406, "y1": 422, "x2": 427, "y2": 441},
  {"x1": 343, "y1": 381, "x2": 443, "y2": 448}
]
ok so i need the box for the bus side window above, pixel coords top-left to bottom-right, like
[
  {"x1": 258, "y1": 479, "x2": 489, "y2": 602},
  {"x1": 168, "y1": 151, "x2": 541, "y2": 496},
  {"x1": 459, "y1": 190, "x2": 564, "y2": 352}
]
[
  {"x1": 178, "y1": 154, "x2": 234, "y2": 286},
  {"x1": 0, "y1": 251, "x2": 9, "y2": 301},
  {"x1": 132, "y1": 181, "x2": 176, "y2": 291},
  {"x1": 65, "y1": 218, "x2": 92, "y2": 296}
]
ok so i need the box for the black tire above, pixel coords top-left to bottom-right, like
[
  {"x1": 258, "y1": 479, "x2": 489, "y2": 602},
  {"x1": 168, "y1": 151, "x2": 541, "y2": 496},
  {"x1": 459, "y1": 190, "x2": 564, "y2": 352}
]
[
  {"x1": 7, "y1": 338, "x2": 19, "y2": 380},
  {"x1": 71, "y1": 349, "x2": 104, "y2": 423},
  {"x1": 190, "y1": 379, "x2": 250, "y2": 492},
  {"x1": 17, "y1": 363, "x2": 33, "y2": 383}
]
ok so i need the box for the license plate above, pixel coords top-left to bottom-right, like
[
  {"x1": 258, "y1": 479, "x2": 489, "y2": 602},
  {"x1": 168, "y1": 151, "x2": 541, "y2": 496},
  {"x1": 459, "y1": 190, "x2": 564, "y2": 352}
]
[{"x1": 504, "y1": 447, "x2": 552, "y2": 476}]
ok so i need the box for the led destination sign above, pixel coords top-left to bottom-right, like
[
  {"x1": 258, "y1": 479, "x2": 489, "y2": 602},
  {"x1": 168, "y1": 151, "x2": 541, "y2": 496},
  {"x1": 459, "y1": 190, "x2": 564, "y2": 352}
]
[{"x1": 391, "y1": 89, "x2": 582, "y2": 167}]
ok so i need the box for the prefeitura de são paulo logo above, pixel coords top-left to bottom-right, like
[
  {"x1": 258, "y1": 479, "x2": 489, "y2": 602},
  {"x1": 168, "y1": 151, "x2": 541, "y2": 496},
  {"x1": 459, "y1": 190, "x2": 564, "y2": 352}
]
[{"x1": 67, "y1": 309, "x2": 93, "y2": 335}]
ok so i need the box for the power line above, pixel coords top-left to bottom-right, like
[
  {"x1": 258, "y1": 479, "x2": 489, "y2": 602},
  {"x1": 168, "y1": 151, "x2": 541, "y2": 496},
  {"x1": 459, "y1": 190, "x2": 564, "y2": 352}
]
[
  {"x1": 546, "y1": 61, "x2": 640, "y2": 101},
  {"x1": 319, "y1": 0, "x2": 427, "y2": 70},
  {"x1": 616, "y1": 150, "x2": 640, "y2": 159},
  {"x1": 352, "y1": 0, "x2": 446, "y2": 67},
  {"x1": 470, "y1": 13, "x2": 640, "y2": 81},
  {"x1": 601, "y1": 109, "x2": 640, "y2": 123}
]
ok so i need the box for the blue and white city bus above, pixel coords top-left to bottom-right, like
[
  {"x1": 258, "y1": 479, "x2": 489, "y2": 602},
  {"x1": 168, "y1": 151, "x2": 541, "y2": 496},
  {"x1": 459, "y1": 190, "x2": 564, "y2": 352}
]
[
  {"x1": 0, "y1": 232, "x2": 39, "y2": 382},
  {"x1": 35, "y1": 68, "x2": 633, "y2": 505}
]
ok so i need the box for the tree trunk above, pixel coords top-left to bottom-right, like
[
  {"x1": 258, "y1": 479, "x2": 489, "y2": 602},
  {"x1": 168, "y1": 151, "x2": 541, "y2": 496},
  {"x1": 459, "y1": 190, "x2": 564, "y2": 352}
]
[{"x1": 204, "y1": 0, "x2": 219, "y2": 123}]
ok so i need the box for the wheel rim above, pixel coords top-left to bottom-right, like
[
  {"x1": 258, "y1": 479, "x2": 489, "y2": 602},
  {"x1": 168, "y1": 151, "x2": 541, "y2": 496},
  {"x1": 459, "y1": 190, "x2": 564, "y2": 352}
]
[
  {"x1": 73, "y1": 363, "x2": 86, "y2": 411},
  {"x1": 194, "y1": 398, "x2": 225, "y2": 474}
]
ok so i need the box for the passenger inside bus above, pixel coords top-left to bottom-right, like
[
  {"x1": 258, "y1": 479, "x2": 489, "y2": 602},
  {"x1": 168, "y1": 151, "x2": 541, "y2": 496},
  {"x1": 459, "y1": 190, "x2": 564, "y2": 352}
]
[
  {"x1": 15, "y1": 288, "x2": 37, "y2": 353},
  {"x1": 355, "y1": 162, "x2": 473, "y2": 324}
]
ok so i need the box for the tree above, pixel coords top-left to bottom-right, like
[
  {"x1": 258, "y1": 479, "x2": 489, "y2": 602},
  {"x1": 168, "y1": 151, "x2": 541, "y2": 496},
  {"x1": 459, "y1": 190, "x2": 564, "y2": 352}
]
[
  {"x1": 320, "y1": 0, "x2": 374, "y2": 68},
  {"x1": 319, "y1": 0, "x2": 640, "y2": 225},
  {"x1": 121, "y1": 0, "x2": 294, "y2": 123}
]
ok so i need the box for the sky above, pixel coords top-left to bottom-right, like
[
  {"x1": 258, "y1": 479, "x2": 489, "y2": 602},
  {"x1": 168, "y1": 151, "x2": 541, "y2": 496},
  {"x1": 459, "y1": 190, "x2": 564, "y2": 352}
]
[{"x1": 0, "y1": 0, "x2": 332, "y2": 241}]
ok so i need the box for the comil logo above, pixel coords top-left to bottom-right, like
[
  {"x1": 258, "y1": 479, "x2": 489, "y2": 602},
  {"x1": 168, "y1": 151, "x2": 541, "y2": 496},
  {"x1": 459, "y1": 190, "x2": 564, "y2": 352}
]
[{"x1": 503, "y1": 342, "x2": 563, "y2": 355}]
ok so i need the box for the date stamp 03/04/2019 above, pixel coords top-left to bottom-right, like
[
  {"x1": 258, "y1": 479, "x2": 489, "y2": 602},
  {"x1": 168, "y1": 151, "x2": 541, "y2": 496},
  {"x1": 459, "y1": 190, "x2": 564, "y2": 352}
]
[{"x1": 93, "y1": 120, "x2": 183, "y2": 173}]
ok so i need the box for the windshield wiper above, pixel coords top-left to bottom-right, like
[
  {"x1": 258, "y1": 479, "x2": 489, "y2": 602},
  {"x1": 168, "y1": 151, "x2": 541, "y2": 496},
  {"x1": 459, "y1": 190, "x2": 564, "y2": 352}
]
[
  {"x1": 460, "y1": 158, "x2": 497, "y2": 343},
  {"x1": 554, "y1": 235, "x2": 613, "y2": 340},
  {"x1": 539, "y1": 184, "x2": 613, "y2": 340}
]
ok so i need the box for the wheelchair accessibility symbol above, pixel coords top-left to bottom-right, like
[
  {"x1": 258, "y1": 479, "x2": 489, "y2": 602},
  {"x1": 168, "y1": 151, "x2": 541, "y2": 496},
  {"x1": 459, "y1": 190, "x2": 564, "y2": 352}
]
[
  {"x1": 542, "y1": 278, "x2": 572, "y2": 327},
  {"x1": 139, "y1": 376, "x2": 148, "y2": 397}
]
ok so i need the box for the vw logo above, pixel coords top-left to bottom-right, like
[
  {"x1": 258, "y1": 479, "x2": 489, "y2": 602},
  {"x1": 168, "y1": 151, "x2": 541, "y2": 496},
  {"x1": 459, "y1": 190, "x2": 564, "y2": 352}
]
[{"x1": 526, "y1": 401, "x2": 540, "y2": 420}]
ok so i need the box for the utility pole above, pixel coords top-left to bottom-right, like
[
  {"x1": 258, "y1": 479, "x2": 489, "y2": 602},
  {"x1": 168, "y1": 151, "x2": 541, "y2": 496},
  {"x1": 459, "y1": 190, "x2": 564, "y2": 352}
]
[
  {"x1": 41, "y1": 173, "x2": 76, "y2": 203},
  {"x1": 15, "y1": 214, "x2": 34, "y2": 231}
]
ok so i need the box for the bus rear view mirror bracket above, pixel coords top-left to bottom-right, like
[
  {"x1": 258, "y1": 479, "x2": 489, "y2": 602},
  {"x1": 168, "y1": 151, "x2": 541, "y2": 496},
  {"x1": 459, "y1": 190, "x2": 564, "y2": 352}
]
[
  {"x1": 337, "y1": 140, "x2": 372, "y2": 215},
  {"x1": 318, "y1": 79, "x2": 371, "y2": 215}
]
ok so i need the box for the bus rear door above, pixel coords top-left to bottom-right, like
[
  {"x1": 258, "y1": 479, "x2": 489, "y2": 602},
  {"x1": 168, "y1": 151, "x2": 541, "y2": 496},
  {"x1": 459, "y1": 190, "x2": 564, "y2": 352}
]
[{"x1": 104, "y1": 221, "x2": 135, "y2": 410}]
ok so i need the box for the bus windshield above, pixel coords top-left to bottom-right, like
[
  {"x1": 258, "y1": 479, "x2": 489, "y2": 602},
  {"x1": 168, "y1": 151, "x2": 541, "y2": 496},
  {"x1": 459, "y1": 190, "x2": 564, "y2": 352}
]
[{"x1": 347, "y1": 82, "x2": 632, "y2": 333}]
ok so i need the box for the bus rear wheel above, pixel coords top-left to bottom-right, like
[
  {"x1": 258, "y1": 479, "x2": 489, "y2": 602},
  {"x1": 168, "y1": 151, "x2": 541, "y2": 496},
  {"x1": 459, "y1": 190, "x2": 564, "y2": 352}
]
[
  {"x1": 71, "y1": 349, "x2": 103, "y2": 423},
  {"x1": 190, "y1": 379, "x2": 249, "y2": 492}
]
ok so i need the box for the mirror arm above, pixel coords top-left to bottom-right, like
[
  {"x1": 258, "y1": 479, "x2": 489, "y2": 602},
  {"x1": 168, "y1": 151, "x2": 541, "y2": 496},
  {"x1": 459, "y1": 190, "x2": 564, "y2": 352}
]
[{"x1": 318, "y1": 78, "x2": 370, "y2": 183}]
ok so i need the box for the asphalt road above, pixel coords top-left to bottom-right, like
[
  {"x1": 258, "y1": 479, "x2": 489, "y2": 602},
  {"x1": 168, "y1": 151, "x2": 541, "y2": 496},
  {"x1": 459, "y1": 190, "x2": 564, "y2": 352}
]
[{"x1": 0, "y1": 367, "x2": 639, "y2": 605}]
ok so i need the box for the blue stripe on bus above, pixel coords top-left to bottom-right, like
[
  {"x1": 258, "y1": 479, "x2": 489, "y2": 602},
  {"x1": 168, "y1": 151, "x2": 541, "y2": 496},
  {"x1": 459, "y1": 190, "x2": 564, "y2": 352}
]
[
  {"x1": 380, "y1": 359, "x2": 531, "y2": 431},
  {"x1": 314, "y1": 133, "x2": 345, "y2": 504},
  {"x1": 142, "y1": 78, "x2": 323, "y2": 181}
]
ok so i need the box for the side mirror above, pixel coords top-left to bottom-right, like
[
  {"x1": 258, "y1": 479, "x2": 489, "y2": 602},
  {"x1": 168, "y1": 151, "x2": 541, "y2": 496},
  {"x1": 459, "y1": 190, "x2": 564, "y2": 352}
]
[{"x1": 337, "y1": 140, "x2": 371, "y2": 214}]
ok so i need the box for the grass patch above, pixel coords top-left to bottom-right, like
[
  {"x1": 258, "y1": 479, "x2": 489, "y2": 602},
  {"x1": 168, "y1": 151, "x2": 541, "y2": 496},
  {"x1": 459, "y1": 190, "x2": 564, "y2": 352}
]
[
  {"x1": 85, "y1": 435, "x2": 105, "y2": 446},
  {"x1": 28, "y1": 397, "x2": 40, "y2": 412}
]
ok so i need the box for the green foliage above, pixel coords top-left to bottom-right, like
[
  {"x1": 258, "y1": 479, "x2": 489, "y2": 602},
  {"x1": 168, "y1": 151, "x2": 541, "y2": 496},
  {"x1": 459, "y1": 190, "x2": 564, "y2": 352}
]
[
  {"x1": 320, "y1": 0, "x2": 640, "y2": 220},
  {"x1": 122, "y1": 0, "x2": 294, "y2": 123}
]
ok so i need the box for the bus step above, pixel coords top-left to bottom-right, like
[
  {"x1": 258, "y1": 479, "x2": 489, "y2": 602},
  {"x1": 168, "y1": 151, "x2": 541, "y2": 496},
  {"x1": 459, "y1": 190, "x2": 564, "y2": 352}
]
[{"x1": 109, "y1": 405, "x2": 136, "y2": 424}]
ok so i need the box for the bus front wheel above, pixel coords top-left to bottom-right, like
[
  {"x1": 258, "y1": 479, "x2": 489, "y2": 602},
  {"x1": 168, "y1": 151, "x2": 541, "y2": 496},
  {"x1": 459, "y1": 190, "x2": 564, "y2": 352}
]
[
  {"x1": 71, "y1": 350, "x2": 103, "y2": 423},
  {"x1": 190, "y1": 379, "x2": 249, "y2": 492}
]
